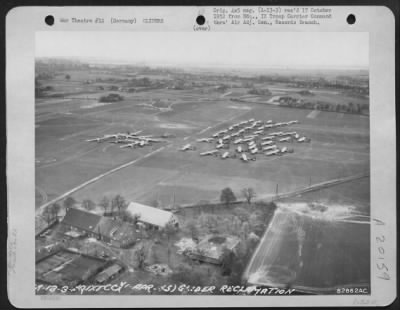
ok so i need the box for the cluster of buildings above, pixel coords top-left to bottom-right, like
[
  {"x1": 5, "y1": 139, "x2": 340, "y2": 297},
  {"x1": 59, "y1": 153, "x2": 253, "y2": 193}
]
[
  {"x1": 60, "y1": 202, "x2": 179, "y2": 245},
  {"x1": 36, "y1": 248, "x2": 123, "y2": 286},
  {"x1": 36, "y1": 197, "x2": 245, "y2": 288},
  {"x1": 60, "y1": 207, "x2": 137, "y2": 248},
  {"x1": 36, "y1": 202, "x2": 180, "y2": 287}
]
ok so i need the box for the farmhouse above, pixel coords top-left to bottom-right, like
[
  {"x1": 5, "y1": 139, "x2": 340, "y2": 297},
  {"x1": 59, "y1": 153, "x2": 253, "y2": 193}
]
[
  {"x1": 61, "y1": 208, "x2": 136, "y2": 247},
  {"x1": 61, "y1": 207, "x2": 102, "y2": 238},
  {"x1": 126, "y1": 202, "x2": 179, "y2": 229}
]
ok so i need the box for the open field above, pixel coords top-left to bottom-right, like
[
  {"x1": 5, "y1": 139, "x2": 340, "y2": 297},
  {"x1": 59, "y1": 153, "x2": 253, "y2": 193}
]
[
  {"x1": 244, "y1": 177, "x2": 370, "y2": 294},
  {"x1": 36, "y1": 79, "x2": 369, "y2": 208}
]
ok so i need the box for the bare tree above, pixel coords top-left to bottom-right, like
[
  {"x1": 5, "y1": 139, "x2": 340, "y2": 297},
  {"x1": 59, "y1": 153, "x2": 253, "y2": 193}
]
[
  {"x1": 241, "y1": 187, "x2": 256, "y2": 204},
  {"x1": 135, "y1": 244, "x2": 147, "y2": 270},
  {"x1": 186, "y1": 220, "x2": 199, "y2": 241},
  {"x1": 150, "y1": 199, "x2": 161, "y2": 209},
  {"x1": 220, "y1": 246, "x2": 234, "y2": 276},
  {"x1": 241, "y1": 221, "x2": 250, "y2": 241},
  {"x1": 82, "y1": 199, "x2": 96, "y2": 211},
  {"x1": 98, "y1": 196, "x2": 110, "y2": 214},
  {"x1": 112, "y1": 194, "x2": 127, "y2": 217},
  {"x1": 52, "y1": 203, "x2": 61, "y2": 219}
]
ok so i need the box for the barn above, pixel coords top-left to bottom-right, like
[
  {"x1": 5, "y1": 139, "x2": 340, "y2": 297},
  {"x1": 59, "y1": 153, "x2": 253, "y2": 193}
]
[{"x1": 126, "y1": 202, "x2": 179, "y2": 230}]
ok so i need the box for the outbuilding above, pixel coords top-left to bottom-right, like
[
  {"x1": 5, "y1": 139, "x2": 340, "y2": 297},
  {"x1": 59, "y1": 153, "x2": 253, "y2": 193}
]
[{"x1": 126, "y1": 202, "x2": 179, "y2": 230}]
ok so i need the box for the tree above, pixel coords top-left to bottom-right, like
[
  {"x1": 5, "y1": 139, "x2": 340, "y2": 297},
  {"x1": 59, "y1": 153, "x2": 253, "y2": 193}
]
[
  {"x1": 150, "y1": 199, "x2": 161, "y2": 209},
  {"x1": 52, "y1": 203, "x2": 61, "y2": 219},
  {"x1": 98, "y1": 196, "x2": 110, "y2": 214},
  {"x1": 220, "y1": 247, "x2": 234, "y2": 276},
  {"x1": 42, "y1": 204, "x2": 57, "y2": 225},
  {"x1": 200, "y1": 214, "x2": 218, "y2": 233},
  {"x1": 63, "y1": 197, "x2": 76, "y2": 210},
  {"x1": 233, "y1": 207, "x2": 250, "y2": 222},
  {"x1": 348, "y1": 102, "x2": 354, "y2": 113},
  {"x1": 240, "y1": 221, "x2": 250, "y2": 241},
  {"x1": 230, "y1": 216, "x2": 242, "y2": 236},
  {"x1": 220, "y1": 187, "x2": 237, "y2": 207},
  {"x1": 249, "y1": 213, "x2": 260, "y2": 229},
  {"x1": 99, "y1": 93, "x2": 123, "y2": 103},
  {"x1": 65, "y1": 74, "x2": 71, "y2": 80},
  {"x1": 241, "y1": 187, "x2": 256, "y2": 204},
  {"x1": 135, "y1": 244, "x2": 147, "y2": 270},
  {"x1": 82, "y1": 199, "x2": 96, "y2": 211},
  {"x1": 186, "y1": 220, "x2": 199, "y2": 241},
  {"x1": 356, "y1": 103, "x2": 361, "y2": 114},
  {"x1": 164, "y1": 224, "x2": 176, "y2": 265},
  {"x1": 111, "y1": 194, "x2": 127, "y2": 217},
  {"x1": 149, "y1": 244, "x2": 159, "y2": 264}
]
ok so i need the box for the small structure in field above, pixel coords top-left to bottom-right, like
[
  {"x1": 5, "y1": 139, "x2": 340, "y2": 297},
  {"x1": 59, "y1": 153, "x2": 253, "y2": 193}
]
[
  {"x1": 175, "y1": 237, "x2": 197, "y2": 255},
  {"x1": 94, "y1": 264, "x2": 124, "y2": 284},
  {"x1": 145, "y1": 264, "x2": 172, "y2": 276}
]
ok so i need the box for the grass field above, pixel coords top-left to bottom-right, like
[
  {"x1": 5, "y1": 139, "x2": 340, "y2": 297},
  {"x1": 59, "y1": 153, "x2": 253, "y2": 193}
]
[{"x1": 36, "y1": 81, "x2": 369, "y2": 208}]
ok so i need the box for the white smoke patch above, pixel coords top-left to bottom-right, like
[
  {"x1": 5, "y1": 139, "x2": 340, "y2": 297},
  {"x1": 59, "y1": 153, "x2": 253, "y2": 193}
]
[
  {"x1": 248, "y1": 265, "x2": 296, "y2": 287},
  {"x1": 277, "y1": 202, "x2": 370, "y2": 223},
  {"x1": 248, "y1": 267, "x2": 267, "y2": 285}
]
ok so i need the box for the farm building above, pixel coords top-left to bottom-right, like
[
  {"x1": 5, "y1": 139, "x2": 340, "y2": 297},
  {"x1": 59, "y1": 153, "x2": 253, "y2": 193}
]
[
  {"x1": 126, "y1": 202, "x2": 179, "y2": 229},
  {"x1": 36, "y1": 248, "x2": 108, "y2": 286},
  {"x1": 189, "y1": 235, "x2": 241, "y2": 265},
  {"x1": 61, "y1": 207, "x2": 102, "y2": 238},
  {"x1": 60, "y1": 208, "x2": 136, "y2": 248},
  {"x1": 94, "y1": 264, "x2": 124, "y2": 284}
]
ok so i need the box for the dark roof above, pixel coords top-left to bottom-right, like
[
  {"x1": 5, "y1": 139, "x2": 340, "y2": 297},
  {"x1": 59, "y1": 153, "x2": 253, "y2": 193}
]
[
  {"x1": 62, "y1": 208, "x2": 102, "y2": 232},
  {"x1": 95, "y1": 264, "x2": 122, "y2": 283}
]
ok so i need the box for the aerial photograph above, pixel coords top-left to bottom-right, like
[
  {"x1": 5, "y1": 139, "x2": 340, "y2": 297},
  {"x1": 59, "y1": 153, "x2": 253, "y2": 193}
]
[{"x1": 35, "y1": 32, "x2": 370, "y2": 295}]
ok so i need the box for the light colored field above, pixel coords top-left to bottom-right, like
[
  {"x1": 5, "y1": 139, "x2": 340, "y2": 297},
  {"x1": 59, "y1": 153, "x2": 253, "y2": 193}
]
[{"x1": 245, "y1": 178, "x2": 370, "y2": 293}]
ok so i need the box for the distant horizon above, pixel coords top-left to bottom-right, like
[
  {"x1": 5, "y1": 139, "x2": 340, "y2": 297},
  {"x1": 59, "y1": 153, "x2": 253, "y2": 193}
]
[
  {"x1": 36, "y1": 32, "x2": 369, "y2": 71},
  {"x1": 36, "y1": 56, "x2": 369, "y2": 72}
]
